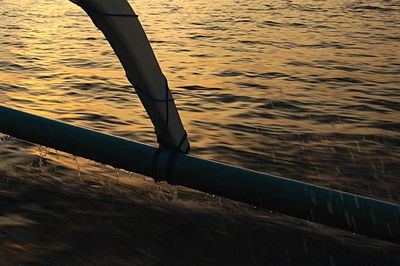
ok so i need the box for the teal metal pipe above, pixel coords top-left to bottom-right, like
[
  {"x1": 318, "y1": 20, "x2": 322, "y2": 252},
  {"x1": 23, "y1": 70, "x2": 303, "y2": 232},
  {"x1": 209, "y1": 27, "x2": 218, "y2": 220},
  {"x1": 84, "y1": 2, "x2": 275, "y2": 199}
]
[{"x1": 0, "y1": 105, "x2": 399, "y2": 243}]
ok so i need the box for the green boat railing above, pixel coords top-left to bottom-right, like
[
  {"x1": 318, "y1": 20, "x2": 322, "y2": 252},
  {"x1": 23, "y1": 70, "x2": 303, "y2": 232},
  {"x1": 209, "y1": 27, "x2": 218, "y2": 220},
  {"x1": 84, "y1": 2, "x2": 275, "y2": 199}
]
[{"x1": 1, "y1": 105, "x2": 399, "y2": 243}]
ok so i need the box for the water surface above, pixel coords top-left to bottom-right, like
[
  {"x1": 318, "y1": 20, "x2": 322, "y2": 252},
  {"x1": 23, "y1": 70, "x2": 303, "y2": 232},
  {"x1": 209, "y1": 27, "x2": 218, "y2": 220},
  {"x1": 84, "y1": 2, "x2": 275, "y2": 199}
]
[{"x1": 0, "y1": 0, "x2": 400, "y2": 253}]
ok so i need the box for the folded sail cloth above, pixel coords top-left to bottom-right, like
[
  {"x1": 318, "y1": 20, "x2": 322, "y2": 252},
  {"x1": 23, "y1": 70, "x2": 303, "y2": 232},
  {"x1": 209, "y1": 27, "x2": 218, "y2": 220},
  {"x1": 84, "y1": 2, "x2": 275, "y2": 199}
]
[{"x1": 70, "y1": 0, "x2": 190, "y2": 153}]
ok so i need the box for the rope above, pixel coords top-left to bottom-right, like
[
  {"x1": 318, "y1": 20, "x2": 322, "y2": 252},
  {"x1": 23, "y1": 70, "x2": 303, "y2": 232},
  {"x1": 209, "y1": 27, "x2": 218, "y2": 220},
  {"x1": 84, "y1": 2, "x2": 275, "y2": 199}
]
[
  {"x1": 81, "y1": 5, "x2": 139, "y2": 17},
  {"x1": 154, "y1": 79, "x2": 189, "y2": 154}
]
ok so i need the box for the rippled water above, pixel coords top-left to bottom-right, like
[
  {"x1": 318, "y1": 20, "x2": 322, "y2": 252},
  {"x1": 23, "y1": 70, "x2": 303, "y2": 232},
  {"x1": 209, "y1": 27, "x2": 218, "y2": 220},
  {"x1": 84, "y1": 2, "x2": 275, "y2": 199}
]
[
  {"x1": 1, "y1": 0, "x2": 400, "y2": 204},
  {"x1": 1, "y1": 0, "x2": 400, "y2": 263}
]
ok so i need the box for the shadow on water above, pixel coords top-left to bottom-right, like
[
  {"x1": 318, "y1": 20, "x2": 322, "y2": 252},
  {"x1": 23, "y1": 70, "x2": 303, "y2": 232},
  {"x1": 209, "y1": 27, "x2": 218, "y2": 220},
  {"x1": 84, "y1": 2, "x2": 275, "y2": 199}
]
[{"x1": 1, "y1": 169, "x2": 400, "y2": 266}]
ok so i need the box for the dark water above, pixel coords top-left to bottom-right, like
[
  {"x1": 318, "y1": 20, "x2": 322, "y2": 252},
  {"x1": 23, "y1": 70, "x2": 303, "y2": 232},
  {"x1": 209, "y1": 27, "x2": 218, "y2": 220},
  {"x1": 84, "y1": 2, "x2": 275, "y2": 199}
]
[{"x1": 1, "y1": 0, "x2": 400, "y2": 263}]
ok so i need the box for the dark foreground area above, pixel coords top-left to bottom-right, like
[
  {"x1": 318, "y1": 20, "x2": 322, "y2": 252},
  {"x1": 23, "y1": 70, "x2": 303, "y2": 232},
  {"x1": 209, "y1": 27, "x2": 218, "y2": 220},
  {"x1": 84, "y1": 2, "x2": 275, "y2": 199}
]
[{"x1": 0, "y1": 168, "x2": 399, "y2": 266}]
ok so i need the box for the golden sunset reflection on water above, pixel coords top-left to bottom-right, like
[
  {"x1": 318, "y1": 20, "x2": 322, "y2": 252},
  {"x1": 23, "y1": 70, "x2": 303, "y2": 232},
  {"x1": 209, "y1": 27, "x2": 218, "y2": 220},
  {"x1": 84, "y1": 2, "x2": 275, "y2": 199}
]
[
  {"x1": 1, "y1": 0, "x2": 400, "y2": 264},
  {"x1": 1, "y1": 0, "x2": 400, "y2": 201}
]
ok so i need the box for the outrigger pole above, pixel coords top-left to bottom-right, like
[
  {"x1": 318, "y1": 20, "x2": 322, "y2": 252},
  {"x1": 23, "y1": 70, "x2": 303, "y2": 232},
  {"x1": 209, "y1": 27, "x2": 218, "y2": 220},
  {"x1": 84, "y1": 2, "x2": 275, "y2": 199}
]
[
  {"x1": 70, "y1": 0, "x2": 190, "y2": 153},
  {"x1": 0, "y1": 105, "x2": 399, "y2": 243},
  {"x1": 1, "y1": 0, "x2": 399, "y2": 243}
]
